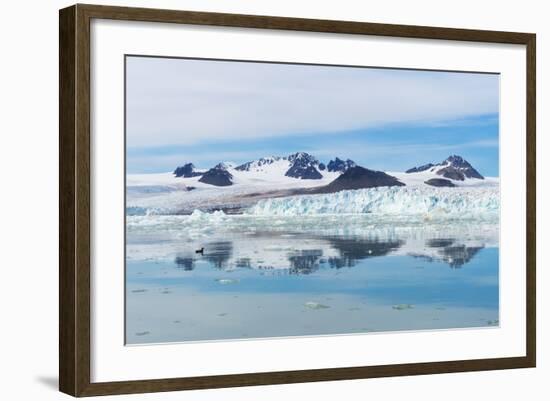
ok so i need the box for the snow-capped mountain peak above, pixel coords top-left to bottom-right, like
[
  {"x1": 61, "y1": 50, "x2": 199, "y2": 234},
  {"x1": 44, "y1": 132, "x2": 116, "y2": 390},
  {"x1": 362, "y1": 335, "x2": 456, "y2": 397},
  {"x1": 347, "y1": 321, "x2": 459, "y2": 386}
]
[
  {"x1": 175, "y1": 152, "x2": 489, "y2": 190},
  {"x1": 327, "y1": 157, "x2": 356, "y2": 173},
  {"x1": 235, "y1": 156, "x2": 282, "y2": 172},
  {"x1": 406, "y1": 155, "x2": 484, "y2": 181},
  {"x1": 234, "y1": 152, "x2": 325, "y2": 180},
  {"x1": 436, "y1": 155, "x2": 484, "y2": 180},
  {"x1": 405, "y1": 163, "x2": 435, "y2": 174},
  {"x1": 286, "y1": 151, "x2": 318, "y2": 164},
  {"x1": 173, "y1": 163, "x2": 204, "y2": 178},
  {"x1": 199, "y1": 165, "x2": 234, "y2": 186},
  {"x1": 215, "y1": 161, "x2": 237, "y2": 170},
  {"x1": 284, "y1": 152, "x2": 322, "y2": 179},
  {"x1": 445, "y1": 155, "x2": 469, "y2": 167}
]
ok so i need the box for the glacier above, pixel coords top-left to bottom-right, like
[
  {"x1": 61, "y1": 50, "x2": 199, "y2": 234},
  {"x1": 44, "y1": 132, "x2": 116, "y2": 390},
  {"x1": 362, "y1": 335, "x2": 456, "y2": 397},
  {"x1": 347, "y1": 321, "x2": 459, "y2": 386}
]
[{"x1": 245, "y1": 186, "x2": 499, "y2": 219}]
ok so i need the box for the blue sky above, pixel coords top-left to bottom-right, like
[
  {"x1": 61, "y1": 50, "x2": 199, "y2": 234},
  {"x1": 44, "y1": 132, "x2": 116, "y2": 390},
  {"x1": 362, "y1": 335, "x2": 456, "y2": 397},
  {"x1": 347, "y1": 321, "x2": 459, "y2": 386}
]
[{"x1": 126, "y1": 56, "x2": 499, "y2": 176}]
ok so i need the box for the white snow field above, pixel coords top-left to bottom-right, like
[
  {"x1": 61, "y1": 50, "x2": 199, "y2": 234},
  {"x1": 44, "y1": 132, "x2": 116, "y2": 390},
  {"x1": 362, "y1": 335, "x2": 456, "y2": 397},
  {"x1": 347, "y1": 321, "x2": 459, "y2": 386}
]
[{"x1": 126, "y1": 163, "x2": 340, "y2": 214}]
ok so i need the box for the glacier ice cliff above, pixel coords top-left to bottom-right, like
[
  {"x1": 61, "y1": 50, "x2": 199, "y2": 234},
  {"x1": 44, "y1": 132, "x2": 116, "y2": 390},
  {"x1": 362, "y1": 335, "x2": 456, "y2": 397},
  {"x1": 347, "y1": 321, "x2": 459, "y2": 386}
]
[{"x1": 245, "y1": 186, "x2": 499, "y2": 219}]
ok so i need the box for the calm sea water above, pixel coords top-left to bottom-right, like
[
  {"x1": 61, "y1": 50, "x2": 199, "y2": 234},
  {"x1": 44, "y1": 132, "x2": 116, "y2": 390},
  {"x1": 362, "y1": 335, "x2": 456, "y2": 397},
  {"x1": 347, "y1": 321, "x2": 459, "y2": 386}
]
[{"x1": 126, "y1": 216, "x2": 499, "y2": 344}]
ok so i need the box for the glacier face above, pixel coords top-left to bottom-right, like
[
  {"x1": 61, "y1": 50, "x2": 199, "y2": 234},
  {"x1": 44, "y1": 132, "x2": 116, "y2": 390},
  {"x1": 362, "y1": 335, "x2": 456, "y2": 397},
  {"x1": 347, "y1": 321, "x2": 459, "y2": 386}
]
[{"x1": 245, "y1": 186, "x2": 499, "y2": 219}]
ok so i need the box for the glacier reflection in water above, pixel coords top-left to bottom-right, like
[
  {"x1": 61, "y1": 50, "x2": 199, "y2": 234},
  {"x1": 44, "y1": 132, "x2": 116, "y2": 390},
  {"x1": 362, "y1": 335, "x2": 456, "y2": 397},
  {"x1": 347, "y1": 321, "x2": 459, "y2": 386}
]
[{"x1": 126, "y1": 214, "x2": 499, "y2": 344}]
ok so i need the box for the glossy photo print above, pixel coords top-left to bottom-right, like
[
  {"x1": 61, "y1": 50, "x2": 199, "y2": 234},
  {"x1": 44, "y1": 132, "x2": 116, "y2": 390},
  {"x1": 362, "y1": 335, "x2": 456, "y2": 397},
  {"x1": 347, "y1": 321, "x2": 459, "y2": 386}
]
[{"x1": 125, "y1": 56, "x2": 499, "y2": 345}]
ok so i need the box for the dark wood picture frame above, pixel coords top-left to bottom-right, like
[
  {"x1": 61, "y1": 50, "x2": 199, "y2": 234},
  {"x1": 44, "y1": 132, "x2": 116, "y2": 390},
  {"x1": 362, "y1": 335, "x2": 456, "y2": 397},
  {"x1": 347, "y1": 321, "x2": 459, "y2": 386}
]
[{"x1": 59, "y1": 3, "x2": 536, "y2": 397}]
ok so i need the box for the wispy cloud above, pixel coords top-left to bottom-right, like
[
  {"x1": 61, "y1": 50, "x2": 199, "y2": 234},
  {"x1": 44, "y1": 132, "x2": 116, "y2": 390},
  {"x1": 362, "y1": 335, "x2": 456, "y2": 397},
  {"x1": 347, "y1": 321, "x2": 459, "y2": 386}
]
[
  {"x1": 126, "y1": 57, "x2": 499, "y2": 148},
  {"x1": 317, "y1": 138, "x2": 499, "y2": 157}
]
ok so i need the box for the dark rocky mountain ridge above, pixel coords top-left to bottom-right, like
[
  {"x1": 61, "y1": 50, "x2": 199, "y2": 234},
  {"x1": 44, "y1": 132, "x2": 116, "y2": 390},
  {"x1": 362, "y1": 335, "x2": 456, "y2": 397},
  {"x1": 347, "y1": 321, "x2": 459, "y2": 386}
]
[
  {"x1": 198, "y1": 166, "x2": 234, "y2": 186},
  {"x1": 314, "y1": 166, "x2": 404, "y2": 193},
  {"x1": 173, "y1": 163, "x2": 203, "y2": 178},
  {"x1": 176, "y1": 153, "x2": 483, "y2": 189},
  {"x1": 406, "y1": 155, "x2": 484, "y2": 181},
  {"x1": 284, "y1": 152, "x2": 322, "y2": 179},
  {"x1": 180, "y1": 152, "x2": 362, "y2": 183},
  {"x1": 175, "y1": 153, "x2": 403, "y2": 190},
  {"x1": 234, "y1": 153, "x2": 357, "y2": 180},
  {"x1": 235, "y1": 156, "x2": 280, "y2": 171},
  {"x1": 327, "y1": 157, "x2": 356, "y2": 173},
  {"x1": 405, "y1": 163, "x2": 435, "y2": 174},
  {"x1": 236, "y1": 152, "x2": 328, "y2": 180}
]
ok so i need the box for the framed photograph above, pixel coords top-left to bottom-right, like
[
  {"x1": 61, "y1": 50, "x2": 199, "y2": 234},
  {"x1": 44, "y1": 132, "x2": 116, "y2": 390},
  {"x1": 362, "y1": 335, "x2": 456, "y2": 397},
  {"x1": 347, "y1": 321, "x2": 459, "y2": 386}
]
[{"x1": 59, "y1": 4, "x2": 536, "y2": 397}]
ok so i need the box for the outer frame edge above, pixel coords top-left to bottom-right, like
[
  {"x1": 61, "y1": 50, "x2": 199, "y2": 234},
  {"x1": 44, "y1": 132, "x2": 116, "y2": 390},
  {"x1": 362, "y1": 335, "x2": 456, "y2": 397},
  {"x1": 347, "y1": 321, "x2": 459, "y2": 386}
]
[
  {"x1": 524, "y1": 34, "x2": 536, "y2": 368},
  {"x1": 59, "y1": 3, "x2": 537, "y2": 397},
  {"x1": 59, "y1": 4, "x2": 78, "y2": 397}
]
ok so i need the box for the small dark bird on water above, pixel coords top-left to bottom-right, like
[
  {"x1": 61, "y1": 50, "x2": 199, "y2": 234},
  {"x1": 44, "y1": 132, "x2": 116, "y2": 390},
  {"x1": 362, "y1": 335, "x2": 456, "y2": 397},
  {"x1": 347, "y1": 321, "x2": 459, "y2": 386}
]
[{"x1": 195, "y1": 247, "x2": 204, "y2": 255}]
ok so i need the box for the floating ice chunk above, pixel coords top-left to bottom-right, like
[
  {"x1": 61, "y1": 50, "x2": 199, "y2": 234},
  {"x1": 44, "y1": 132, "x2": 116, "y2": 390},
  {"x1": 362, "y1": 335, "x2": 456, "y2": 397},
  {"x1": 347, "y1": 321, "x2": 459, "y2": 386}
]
[
  {"x1": 392, "y1": 304, "x2": 414, "y2": 310},
  {"x1": 189, "y1": 209, "x2": 228, "y2": 223},
  {"x1": 305, "y1": 301, "x2": 330, "y2": 310},
  {"x1": 215, "y1": 278, "x2": 239, "y2": 285}
]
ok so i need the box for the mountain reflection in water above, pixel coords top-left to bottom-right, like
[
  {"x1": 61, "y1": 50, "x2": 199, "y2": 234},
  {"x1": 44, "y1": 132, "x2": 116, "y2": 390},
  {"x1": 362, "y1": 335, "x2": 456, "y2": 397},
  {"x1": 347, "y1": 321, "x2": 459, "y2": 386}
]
[
  {"x1": 127, "y1": 223, "x2": 499, "y2": 343},
  {"x1": 173, "y1": 234, "x2": 485, "y2": 274},
  {"x1": 414, "y1": 238, "x2": 484, "y2": 268}
]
